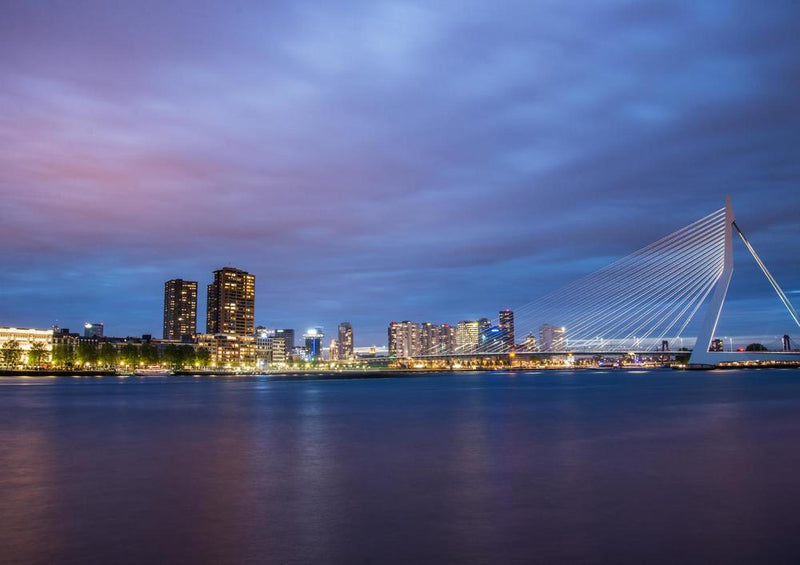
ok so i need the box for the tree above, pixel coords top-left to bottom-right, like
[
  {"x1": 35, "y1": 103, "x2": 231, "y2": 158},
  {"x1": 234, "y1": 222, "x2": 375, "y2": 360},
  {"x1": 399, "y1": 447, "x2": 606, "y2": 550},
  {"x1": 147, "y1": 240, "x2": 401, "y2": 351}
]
[
  {"x1": 76, "y1": 342, "x2": 99, "y2": 366},
  {"x1": 52, "y1": 344, "x2": 75, "y2": 368},
  {"x1": 163, "y1": 345, "x2": 194, "y2": 369},
  {"x1": 162, "y1": 344, "x2": 179, "y2": 368},
  {"x1": 745, "y1": 343, "x2": 768, "y2": 352},
  {"x1": 178, "y1": 345, "x2": 195, "y2": 368},
  {"x1": 98, "y1": 343, "x2": 118, "y2": 367},
  {"x1": 1, "y1": 340, "x2": 22, "y2": 368},
  {"x1": 140, "y1": 344, "x2": 159, "y2": 366},
  {"x1": 120, "y1": 344, "x2": 140, "y2": 369},
  {"x1": 27, "y1": 342, "x2": 47, "y2": 367},
  {"x1": 195, "y1": 347, "x2": 210, "y2": 367}
]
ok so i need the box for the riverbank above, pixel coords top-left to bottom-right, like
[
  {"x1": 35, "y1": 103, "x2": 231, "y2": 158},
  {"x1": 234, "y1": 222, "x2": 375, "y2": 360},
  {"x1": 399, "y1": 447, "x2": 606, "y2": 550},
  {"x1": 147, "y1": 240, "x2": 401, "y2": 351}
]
[
  {"x1": 2, "y1": 366, "x2": 662, "y2": 379},
  {"x1": 0, "y1": 369, "x2": 117, "y2": 377}
]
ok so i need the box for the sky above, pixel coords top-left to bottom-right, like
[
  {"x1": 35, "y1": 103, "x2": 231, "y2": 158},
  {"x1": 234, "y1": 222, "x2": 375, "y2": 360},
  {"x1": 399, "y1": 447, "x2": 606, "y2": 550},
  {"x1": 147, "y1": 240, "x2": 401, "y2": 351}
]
[{"x1": 1, "y1": 0, "x2": 799, "y2": 346}]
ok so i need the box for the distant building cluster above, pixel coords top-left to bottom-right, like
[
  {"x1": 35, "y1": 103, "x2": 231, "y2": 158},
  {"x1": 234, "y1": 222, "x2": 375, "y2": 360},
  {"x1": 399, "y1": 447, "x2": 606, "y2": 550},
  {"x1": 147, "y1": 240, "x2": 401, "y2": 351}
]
[
  {"x1": 386, "y1": 310, "x2": 567, "y2": 358},
  {"x1": 0, "y1": 264, "x2": 600, "y2": 370},
  {"x1": 161, "y1": 267, "x2": 357, "y2": 368},
  {"x1": 0, "y1": 265, "x2": 364, "y2": 371}
]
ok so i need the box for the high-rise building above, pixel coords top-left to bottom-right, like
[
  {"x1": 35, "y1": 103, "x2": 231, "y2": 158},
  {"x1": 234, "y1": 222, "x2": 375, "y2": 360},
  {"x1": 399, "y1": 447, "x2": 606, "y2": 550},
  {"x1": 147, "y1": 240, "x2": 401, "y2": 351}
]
[
  {"x1": 480, "y1": 326, "x2": 504, "y2": 351},
  {"x1": 388, "y1": 321, "x2": 421, "y2": 358},
  {"x1": 419, "y1": 323, "x2": 457, "y2": 355},
  {"x1": 455, "y1": 320, "x2": 480, "y2": 353},
  {"x1": 83, "y1": 322, "x2": 104, "y2": 338},
  {"x1": 329, "y1": 339, "x2": 339, "y2": 361},
  {"x1": 338, "y1": 322, "x2": 353, "y2": 360},
  {"x1": 521, "y1": 333, "x2": 538, "y2": 352},
  {"x1": 267, "y1": 334, "x2": 289, "y2": 363},
  {"x1": 420, "y1": 322, "x2": 438, "y2": 355},
  {"x1": 499, "y1": 309, "x2": 515, "y2": 352},
  {"x1": 303, "y1": 328, "x2": 324, "y2": 361},
  {"x1": 539, "y1": 324, "x2": 566, "y2": 351},
  {"x1": 439, "y1": 324, "x2": 456, "y2": 354},
  {"x1": 163, "y1": 279, "x2": 198, "y2": 340},
  {"x1": 274, "y1": 329, "x2": 295, "y2": 352},
  {"x1": 206, "y1": 267, "x2": 255, "y2": 336},
  {"x1": 478, "y1": 318, "x2": 493, "y2": 352}
]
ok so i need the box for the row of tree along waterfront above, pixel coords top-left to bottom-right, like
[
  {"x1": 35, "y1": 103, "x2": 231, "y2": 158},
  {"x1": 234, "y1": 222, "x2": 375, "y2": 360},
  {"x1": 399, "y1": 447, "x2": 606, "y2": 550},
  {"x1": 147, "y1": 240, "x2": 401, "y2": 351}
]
[{"x1": 0, "y1": 339, "x2": 210, "y2": 370}]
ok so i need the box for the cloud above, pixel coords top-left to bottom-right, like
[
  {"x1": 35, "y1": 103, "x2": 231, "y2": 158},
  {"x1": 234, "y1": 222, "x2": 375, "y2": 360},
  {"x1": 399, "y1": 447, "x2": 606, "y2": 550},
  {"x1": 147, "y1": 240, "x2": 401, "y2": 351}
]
[{"x1": 1, "y1": 0, "x2": 799, "y2": 344}]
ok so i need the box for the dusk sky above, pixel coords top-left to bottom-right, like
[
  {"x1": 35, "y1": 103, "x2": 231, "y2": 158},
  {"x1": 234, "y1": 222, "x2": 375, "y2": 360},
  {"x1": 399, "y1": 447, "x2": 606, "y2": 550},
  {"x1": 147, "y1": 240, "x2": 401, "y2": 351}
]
[{"x1": 2, "y1": 1, "x2": 799, "y2": 345}]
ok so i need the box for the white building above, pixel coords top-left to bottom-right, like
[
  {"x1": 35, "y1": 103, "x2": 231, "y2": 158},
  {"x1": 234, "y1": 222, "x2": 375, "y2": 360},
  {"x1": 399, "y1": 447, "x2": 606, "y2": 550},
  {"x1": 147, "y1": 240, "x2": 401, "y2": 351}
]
[{"x1": 0, "y1": 327, "x2": 54, "y2": 365}]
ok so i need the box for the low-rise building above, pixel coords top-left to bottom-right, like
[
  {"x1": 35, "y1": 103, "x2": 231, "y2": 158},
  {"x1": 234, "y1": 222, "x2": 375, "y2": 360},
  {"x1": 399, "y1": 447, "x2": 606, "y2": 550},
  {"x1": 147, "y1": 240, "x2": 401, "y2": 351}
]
[{"x1": 0, "y1": 327, "x2": 54, "y2": 366}]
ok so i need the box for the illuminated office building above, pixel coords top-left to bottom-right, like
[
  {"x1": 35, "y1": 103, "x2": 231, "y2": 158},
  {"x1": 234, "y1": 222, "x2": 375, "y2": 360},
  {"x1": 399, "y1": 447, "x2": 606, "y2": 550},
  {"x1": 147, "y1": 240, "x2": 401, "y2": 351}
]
[
  {"x1": 83, "y1": 322, "x2": 104, "y2": 338},
  {"x1": 304, "y1": 328, "x2": 324, "y2": 361}
]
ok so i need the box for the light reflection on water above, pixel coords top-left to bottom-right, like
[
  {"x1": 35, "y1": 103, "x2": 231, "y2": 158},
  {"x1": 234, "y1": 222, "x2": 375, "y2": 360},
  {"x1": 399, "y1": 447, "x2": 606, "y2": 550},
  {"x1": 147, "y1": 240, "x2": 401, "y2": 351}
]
[{"x1": 1, "y1": 369, "x2": 800, "y2": 564}]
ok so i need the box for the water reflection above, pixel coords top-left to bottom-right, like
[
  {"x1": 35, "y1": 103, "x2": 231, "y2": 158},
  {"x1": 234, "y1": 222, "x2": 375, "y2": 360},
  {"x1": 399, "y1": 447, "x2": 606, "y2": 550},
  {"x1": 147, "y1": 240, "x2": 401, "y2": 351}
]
[{"x1": 1, "y1": 371, "x2": 800, "y2": 564}]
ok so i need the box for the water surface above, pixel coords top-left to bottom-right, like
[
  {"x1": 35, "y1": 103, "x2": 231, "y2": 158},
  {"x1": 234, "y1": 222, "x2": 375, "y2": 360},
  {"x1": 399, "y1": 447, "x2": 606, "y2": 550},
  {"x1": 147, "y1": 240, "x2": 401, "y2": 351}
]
[{"x1": 2, "y1": 369, "x2": 800, "y2": 564}]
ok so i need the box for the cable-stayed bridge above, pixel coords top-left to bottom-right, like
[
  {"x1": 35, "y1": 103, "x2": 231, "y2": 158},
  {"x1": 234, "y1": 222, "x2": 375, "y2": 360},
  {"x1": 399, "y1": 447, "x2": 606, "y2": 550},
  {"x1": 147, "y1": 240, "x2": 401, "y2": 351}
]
[{"x1": 419, "y1": 197, "x2": 800, "y2": 367}]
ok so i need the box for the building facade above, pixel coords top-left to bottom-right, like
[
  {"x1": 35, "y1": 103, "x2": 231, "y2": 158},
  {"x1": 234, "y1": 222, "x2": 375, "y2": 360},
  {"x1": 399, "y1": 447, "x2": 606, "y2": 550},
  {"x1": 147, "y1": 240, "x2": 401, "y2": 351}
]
[
  {"x1": 163, "y1": 279, "x2": 198, "y2": 340},
  {"x1": 520, "y1": 333, "x2": 538, "y2": 352},
  {"x1": 0, "y1": 327, "x2": 53, "y2": 366},
  {"x1": 206, "y1": 267, "x2": 255, "y2": 336},
  {"x1": 420, "y1": 322, "x2": 438, "y2": 356},
  {"x1": 304, "y1": 328, "x2": 324, "y2": 361},
  {"x1": 338, "y1": 322, "x2": 353, "y2": 360},
  {"x1": 83, "y1": 322, "x2": 104, "y2": 338},
  {"x1": 274, "y1": 329, "x2": 295, "y2": 352},
  {"x1": 388, "y1": 321, "x2": 421, "y2": 358},
  {"x1": 196, "y1": 333, "x2": 256, "y2": 367},
  {"x1": 539, "y1": 324, "x2": 567, "y2": 351},
  {"x1": 498, "y1": 309, "x2": 515, "y2": 352},
  {"x1": 455, "y1": 320, "x2": 480, "y2": 353}
]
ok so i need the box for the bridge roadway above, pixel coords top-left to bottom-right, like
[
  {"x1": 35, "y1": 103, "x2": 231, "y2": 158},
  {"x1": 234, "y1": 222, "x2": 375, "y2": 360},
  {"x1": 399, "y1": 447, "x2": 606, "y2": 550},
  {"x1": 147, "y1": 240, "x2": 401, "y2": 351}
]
[{"x1": 414, "y1": 350, "x2": 676, "y2": 359}]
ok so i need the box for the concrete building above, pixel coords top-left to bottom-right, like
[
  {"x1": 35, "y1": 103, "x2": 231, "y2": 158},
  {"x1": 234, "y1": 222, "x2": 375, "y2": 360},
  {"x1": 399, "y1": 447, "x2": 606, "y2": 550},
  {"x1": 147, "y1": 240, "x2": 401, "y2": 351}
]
[
  {"x1": 206, "y1": 267, "x2": 255, "y2": 336},
  {"x1": 420, "y1": 322, "x2": 438, "y2": 355},
  {"x1": 274, "y1": 329, "x2": 295, "y2": 352},
  {"x1": 196, "y1": 333, "x2": 256, "y2": 367},
  {"x1": 163, "y1": 279, "x2": 198, "y2": 340},
  {"x1": 419, "y1": 323, "x2": 456, "y2": 355},
  {"x1": 455, "y1": 320, "x2": 480, "y2": 353},
  {"x1": 388, "y1": 321, "x2": 421, "y2": 358},
  {"x1": 83, "y1": 322, "x2": 104, "y2": 338},
  {"x1": 0, "y1": 327, "x2": 53, "y2": 366},
  {"x1": 304, "y1": 328, "x2": 324, "y2": 361},
  {"x1": 520, "y1": 333, "x2": 538, "y2": 352},
  {"x1": 338, "y1": 322, "x2": 353, "y2": 360},
  {"x1": 539, "y1": 324, "x2": 567, "y2": 352},
  {"x1": 499, "y1": 309, "x2": 515, "y2": 352}
]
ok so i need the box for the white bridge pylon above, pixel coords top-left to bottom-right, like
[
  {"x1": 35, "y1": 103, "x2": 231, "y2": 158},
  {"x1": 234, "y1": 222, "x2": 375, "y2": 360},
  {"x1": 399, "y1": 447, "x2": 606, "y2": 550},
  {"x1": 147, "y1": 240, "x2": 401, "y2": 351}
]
[{"x1": 688, "y1": 196, "x2": 800, "y2": 366}]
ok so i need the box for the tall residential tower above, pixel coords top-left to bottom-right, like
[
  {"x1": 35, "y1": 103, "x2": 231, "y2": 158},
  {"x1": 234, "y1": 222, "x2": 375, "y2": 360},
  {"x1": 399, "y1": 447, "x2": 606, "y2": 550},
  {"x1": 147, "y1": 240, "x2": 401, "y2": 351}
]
[
  {"x1": 163, "y1": 279, "x2": 198, "y2": 340},
  {"x1": 499, "y1": 309, "x2": 515, "y2": 352},
  {"x1": 206, "y1": 267, "x2": 255, "y2": 336},
  {"x1": 338, "y1": 322, "x2": 353, "y2": 360}
]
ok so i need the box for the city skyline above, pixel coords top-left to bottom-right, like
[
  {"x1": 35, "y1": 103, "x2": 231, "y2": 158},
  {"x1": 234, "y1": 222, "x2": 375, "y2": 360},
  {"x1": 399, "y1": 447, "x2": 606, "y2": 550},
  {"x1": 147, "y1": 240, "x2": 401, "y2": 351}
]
[{"x1": 2, "y1": 1, "x2": 800, "y2": 345}]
